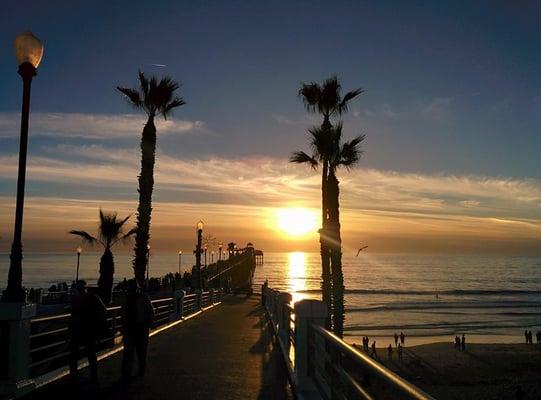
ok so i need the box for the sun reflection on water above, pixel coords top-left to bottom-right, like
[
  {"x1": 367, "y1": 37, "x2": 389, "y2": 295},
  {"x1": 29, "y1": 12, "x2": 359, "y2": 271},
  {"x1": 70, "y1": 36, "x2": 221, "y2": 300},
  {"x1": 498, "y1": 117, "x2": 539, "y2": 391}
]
[{"x1": 287, "y1": 251, "x2": 307, "y2": 304}]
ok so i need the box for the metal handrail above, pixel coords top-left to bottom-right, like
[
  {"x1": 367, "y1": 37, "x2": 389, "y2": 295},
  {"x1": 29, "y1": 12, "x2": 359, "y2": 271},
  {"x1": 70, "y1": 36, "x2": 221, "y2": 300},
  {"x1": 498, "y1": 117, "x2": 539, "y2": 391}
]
[{"x1": 309, "y1": 323, "x2": 435, "y2": 400}]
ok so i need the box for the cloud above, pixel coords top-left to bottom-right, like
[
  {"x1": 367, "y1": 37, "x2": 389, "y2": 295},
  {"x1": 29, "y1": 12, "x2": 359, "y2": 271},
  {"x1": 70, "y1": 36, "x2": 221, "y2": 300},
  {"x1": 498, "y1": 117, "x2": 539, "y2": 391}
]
[
  {"x1": 0, "y1": 147, "x2": 540, "y2": 252},
  {"x1": 0, "y1": 112, "x2": 204, "y2": 139}
]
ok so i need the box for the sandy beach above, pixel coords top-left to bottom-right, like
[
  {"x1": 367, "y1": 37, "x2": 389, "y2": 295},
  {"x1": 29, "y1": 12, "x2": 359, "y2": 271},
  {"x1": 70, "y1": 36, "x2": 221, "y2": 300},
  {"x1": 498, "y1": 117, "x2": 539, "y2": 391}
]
[{"x1": 353, "y1": 342, "x2": 541, "y2": 399}]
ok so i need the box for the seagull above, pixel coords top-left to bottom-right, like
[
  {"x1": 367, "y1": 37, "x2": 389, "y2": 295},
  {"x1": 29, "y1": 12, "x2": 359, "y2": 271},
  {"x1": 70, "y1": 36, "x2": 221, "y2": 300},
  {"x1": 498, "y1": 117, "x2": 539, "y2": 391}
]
[{"x1": 356, "y1": 246, "x2": 368, "y2": 256}]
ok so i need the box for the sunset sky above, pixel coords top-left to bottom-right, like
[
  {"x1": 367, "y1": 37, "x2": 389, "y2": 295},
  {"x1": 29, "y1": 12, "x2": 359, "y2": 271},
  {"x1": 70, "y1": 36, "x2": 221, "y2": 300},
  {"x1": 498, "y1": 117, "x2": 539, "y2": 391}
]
[{"x1": 0, "y1": 1, "x2": 540, "y2": 254}]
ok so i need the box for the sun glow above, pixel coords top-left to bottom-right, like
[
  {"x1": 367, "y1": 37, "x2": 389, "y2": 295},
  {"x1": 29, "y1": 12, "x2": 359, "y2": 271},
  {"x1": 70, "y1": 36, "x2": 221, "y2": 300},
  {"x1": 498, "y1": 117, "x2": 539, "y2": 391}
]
[{"x1": 276, "y1": 208, "x2": 318, "y2": 237}]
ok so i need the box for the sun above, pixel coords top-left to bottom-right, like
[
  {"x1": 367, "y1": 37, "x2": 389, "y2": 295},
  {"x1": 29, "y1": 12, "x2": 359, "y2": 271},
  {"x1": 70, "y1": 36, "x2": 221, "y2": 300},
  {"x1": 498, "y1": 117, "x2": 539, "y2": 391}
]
[{"x1": 276, "y1": 208, "x2": 318, "y2": 237}]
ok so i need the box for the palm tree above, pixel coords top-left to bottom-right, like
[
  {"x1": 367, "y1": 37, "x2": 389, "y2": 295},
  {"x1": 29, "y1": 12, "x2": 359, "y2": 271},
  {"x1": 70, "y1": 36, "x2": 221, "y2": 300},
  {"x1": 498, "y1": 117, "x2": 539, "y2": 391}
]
[
  {"x1": 70, "y1": 210, "x2": 136, "y2": 304},
  {"x1": 117, "y1": 72, "x2": 185, "y2": 286},
  {"x1": 296, "y1": 76, "x2": 363, "y2": 324},
  {"x1": 291, "y1": 125, "x2": 364, "y2": 336}
]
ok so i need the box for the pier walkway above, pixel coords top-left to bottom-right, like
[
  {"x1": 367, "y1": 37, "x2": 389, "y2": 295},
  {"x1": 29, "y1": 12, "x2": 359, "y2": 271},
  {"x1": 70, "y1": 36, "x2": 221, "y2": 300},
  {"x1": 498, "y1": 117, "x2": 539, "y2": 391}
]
[{"x1": 23, "y1": 295, "x2": 293, "y2": 400}]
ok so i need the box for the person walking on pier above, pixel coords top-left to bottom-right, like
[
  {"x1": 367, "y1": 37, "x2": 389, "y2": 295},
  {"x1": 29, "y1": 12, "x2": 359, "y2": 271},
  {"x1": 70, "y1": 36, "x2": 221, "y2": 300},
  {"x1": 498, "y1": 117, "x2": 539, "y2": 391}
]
[
  {"x1": 122, "y1": 279, "x2": 155, "y2": 380},
  {"x1": 461, "y1": 333, "x2": 466, "y2": 351},
  {"x1": 394, "y1": 332, "x2": 399, "y2": 347},
  {"x1": 69, "y1": 280, "x2": 107, "y2": 382},
  {"x1": 400, "y1": 331, "x2": 405, "y2": 346},
  {"x1": 387, "y1": 344, "x2": 393, "y2": 361}
]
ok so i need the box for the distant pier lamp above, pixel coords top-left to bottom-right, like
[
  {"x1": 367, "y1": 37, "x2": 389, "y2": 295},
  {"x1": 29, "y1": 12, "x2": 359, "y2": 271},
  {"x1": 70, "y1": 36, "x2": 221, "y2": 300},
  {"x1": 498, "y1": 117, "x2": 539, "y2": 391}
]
[
  {"x1": 2, "y1": 32, "x2": 44, "y2": 302},
  {"x1": 211, "y1": 251, "x2": 215, "y2": 264},
  {"x1": 178, "y1": 250, "x2": 182, "y2": 274},
  {"x1": 218, "y1": 242, "x2": 223, "y2": 261},
  {"x1": 75, "y1": 247, "x2": 82, "y2": 282},
  {"x1": 194, "y1": 221, "x2": 204, "y2": 289}
]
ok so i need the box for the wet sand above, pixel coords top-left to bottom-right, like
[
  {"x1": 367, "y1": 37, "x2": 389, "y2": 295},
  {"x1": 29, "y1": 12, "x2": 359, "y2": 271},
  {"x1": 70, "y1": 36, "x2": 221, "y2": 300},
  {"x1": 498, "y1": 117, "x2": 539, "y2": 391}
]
[{"x1": 356, "y1": 342, "x2": 541, "y2": 399}]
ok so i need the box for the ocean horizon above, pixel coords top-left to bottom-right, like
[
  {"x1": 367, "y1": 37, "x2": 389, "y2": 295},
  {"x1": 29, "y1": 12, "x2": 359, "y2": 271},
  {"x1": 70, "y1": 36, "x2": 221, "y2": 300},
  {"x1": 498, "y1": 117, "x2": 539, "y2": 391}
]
[{"x1": 2, "y1": 251, "x2": 540, "y2": 346}]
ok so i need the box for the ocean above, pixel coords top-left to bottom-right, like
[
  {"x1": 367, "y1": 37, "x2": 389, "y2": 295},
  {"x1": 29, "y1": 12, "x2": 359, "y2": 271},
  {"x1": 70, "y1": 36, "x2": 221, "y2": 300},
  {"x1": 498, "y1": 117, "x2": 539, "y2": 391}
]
[{"x1": 1, "y1": 251, "x2": 540, "y2": 346}]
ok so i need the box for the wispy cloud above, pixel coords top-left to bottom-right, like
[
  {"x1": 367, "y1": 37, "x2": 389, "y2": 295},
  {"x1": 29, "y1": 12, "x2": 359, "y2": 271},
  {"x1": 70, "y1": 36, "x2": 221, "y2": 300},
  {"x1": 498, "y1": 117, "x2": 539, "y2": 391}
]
[{"x1": 0, "y1": 112, "x2": 204, "y2": 139}]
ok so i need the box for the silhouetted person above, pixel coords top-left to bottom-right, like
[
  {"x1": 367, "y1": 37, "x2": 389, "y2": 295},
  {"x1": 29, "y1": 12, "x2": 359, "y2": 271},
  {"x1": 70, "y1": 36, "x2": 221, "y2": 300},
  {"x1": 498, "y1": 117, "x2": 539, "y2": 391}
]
[
  {"x1": 69, "y1": 281, "x2": 107, "y2": 381},
  {"x1": 524, "y1": 330, "x2": 529, "y2": 344},
  {"x1": 122, "y1": 279, "x2": 155, "y2": 380},
  {"x1": 387, "y1": 344, "x2": 393, "y2": 360},
  {"x1": 261, "y1": 280, "x2": 268, "y2": 306},
  {"x1": 529, "y1": 330, "x2": 533, "y2": 344},
  {"x1": 515, "y1": 385, "x2": 525, "y2": 400},
  {"x1": 454, "y1": 335, "x2": 460, "y2": 349},
  {"x1": 398, "y1": 343, "x2": 403, "y2": 361},
  {"x1": 461, "y1": 334, "x2": 466, "y2": 351},
  {"x1": 371, "y1": 341, "x2": 377, "y2": 358},
  {"x1": 400, "y1": 331, "x2": 405, "y2": 346},
  {"x1": 536, "y1": 331, "x2": 541, "y2": 344},
  {"x1": 394, "y1": 332, "x2": 399, "y2": 347}
]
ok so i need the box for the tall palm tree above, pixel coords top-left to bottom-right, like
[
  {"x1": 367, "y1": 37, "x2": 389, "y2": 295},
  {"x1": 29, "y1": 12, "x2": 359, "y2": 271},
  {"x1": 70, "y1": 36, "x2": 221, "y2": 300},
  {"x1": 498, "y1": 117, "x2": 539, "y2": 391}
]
[
  {"x1": 297, "y1": 76, "x2": 363, "y2": 324},
  {"x1": 117, "y1": 72, "x2": 185, "y2": 286},
  {"x1": 292, "y1": 124, "x2": 364, "y2": 336},
  {"x1": 70, "y1": 210, "x2": 136, "y2": 304}
]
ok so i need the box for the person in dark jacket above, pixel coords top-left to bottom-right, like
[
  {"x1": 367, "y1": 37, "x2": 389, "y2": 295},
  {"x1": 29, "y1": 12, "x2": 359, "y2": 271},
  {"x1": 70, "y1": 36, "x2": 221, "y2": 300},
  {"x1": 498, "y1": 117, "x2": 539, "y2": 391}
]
[
  {"x1": 122, "y1": 279, "x2": 155, "y2": 379},
  {"x1": 69, "y1": 280, "x2": 107, "y2": 381}
]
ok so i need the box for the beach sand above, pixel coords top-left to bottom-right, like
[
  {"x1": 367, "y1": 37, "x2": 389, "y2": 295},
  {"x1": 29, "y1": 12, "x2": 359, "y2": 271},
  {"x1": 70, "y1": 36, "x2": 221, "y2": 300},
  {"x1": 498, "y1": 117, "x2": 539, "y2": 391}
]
[{"x1": 353, "y1": 342, "x2": 541, "y2": 399}]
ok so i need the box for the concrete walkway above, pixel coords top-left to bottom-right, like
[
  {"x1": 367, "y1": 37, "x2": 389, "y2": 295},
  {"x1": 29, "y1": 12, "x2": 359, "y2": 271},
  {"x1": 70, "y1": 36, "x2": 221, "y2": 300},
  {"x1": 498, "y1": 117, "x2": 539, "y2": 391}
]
[{"x1": 24, "y1": 295, "x2": 293, "y2": 400}]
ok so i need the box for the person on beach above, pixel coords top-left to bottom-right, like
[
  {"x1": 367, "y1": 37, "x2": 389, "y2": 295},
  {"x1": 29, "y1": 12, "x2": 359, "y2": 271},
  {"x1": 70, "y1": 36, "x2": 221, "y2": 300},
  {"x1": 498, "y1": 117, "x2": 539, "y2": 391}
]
[
  {"x1": 536, "y1": 331, "x2": 541, "y2": 344},
  {"x1": 387, "y1": 344, "x2": 393, "y2": 360},
  {"x1": 371, "y1": 341, "x2": 377, "y2": 358},
  {"x1": 400, "y1": 331, "x2": 405, "y2": 346},
  {"x1": 529, "y1": 330, "x2": 534, "y2": 344},
  {"x1": 461, "y1": 333, "x2": 466, "y2": 351},
  {"x1": 69, "y1": 281, "x2": 107, "y2": 382},
  {"x1": 394, "y1": 332, "x2": 399, "y2": 347},
  {"x1": 454, "y1": 335, "x2": 460, "y2": 349},
  {"x1": 398, "y1": 343, "x2": 403, "y2": 361},
  {"x1": 524, "y1": 330, "x2": 529, "y2": 344},
  {"x1": 122, "y1": 279, "x2": 155, "y2": 380}
]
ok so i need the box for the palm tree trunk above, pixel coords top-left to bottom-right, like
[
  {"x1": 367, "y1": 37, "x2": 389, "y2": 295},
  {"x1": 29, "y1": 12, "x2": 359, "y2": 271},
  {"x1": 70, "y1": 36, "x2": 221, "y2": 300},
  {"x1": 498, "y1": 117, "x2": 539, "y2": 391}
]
[
  {"x1": 133, "y1": 115, "x2": 156, "y2": 287},
  {"x1": 98, "y1": 247, "x2": 114, "y2": 304},
  {"x1": 320, "y1": 116, "x2": 333, "y2": 328},
  {"x1": 328, "y1": 169, "x2": 345, "y2": 337},
  {"x1": 320, "y1": 160, "x2": 332, "y2": 328}
]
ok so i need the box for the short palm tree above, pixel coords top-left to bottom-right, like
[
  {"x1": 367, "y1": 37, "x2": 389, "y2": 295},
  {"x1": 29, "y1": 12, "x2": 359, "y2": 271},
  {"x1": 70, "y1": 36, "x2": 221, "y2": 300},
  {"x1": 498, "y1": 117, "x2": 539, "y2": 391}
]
[
  {"x1": 291, "y1": 124, "x2": 364, "y2": 337},
  {"x1": 70, "y1": 210, "x2": 136, "y2": 304},
  {"x1": 297, "y1": 76, "x2": 363, "y2": 324},
  {"x1": 117, "y1": 72, "x2": 185, "y2": 286}
]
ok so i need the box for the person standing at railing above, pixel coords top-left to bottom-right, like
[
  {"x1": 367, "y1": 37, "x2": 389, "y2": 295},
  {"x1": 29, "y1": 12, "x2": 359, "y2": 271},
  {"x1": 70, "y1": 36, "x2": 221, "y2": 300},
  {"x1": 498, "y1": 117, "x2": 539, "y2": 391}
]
[
  {"x1": 69, "y1": 280, "x2": 107, "y2": 382},
  {"x1": 122, "y1": 279, "x2": 155, "y2": 380}
]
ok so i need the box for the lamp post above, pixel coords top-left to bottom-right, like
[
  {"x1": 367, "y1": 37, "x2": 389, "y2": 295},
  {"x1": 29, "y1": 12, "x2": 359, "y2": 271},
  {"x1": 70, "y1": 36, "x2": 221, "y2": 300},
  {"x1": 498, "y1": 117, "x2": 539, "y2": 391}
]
[
  {"x1": 178, "y1": 250, "x2": 182, "y2": 275},
  {"x1": 2, "y1": 32, "x2": 44, "y2": 303},
  {"x1": 211, "y1": 251, "x2": 214, "y2": 264},
  {"x1": 75, "y1": 247, "x2": 82, "y2": 282},
  {"x1": 195, "y1": 221, "x2": 203, "y2": 289},
  {"x1": 204, "y1": 245, "x2": 208, "y2": 267},
  {"x1": 218, "y1": 243, "x2": 223, "y2": 261},
  {"x1": 146, "y1": 244, "x2": 151, "y2": 282}
]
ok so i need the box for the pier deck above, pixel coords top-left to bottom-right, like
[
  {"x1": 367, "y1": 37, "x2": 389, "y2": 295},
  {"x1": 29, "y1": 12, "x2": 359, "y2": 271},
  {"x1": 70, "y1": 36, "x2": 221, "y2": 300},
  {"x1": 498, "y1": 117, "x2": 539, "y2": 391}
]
[{"x1": 23, "y1": 295, "x2": 293, "y2": 400}]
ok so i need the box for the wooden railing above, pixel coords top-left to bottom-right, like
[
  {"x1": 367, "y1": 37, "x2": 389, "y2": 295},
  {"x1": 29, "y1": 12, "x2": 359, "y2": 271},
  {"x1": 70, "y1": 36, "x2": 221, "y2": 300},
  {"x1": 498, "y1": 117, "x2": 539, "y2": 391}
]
[
  {"x1": 262, "y1": 286, "x2": 436, "y2": 400},
  {"x1": 28, "y1": 289, "x2": 223, "y2": 379}
]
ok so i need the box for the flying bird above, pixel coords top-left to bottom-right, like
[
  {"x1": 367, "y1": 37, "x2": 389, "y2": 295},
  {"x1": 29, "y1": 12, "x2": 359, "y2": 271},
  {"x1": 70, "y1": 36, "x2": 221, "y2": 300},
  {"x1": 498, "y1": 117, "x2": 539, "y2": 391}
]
[
  {"x1": 149, "y1": 63, "x2": 167, "y2": 68},
  {"x1": 356, "y1": 246, "x2": 368, "y2": 256}
]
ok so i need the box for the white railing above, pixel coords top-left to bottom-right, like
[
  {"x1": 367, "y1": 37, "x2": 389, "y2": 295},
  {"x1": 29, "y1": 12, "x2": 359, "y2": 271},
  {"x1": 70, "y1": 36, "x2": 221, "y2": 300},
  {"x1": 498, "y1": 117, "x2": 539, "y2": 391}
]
[{"x1": 262, "y1": 285, "x2": 436, "y2": 400}]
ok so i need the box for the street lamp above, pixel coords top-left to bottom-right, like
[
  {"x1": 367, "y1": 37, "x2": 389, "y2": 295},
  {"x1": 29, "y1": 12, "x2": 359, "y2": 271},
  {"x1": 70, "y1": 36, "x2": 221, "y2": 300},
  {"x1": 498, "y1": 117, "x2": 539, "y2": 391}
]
[
  {"x1": 75, "y1": 247, "x2": 82, "y2": 282},
  {"x1": 2, "y1": 32, "x2": 44, "y2": 303},
  {"x1": 194, "y1": 221, "x2": 203, "y2": 289},
  {"x1": 204, "y1": 245, "x2": 208, "y2": 267},
  {"x1": 178, "y1": 250, "x2": 182, "y2": 274},
  {"x1": 211, "y1": 251, "x2": 214, "y2": 264},
  {"x1": 218, "y1": 242, "x2": 223, "y2": 261}
]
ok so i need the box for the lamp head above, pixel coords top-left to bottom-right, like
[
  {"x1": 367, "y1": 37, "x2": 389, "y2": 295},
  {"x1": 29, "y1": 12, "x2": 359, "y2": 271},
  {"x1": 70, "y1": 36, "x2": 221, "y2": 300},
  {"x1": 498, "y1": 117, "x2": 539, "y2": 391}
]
[
  {"x1": 14, "y1": 31, "x2": 44, "y2": 68},
  {"x1": 77, "y1": 247, "x2": 82, "y2": 255},
  {"x1": 197, "y1": 220, "x2": 204, "y2": 231}
]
